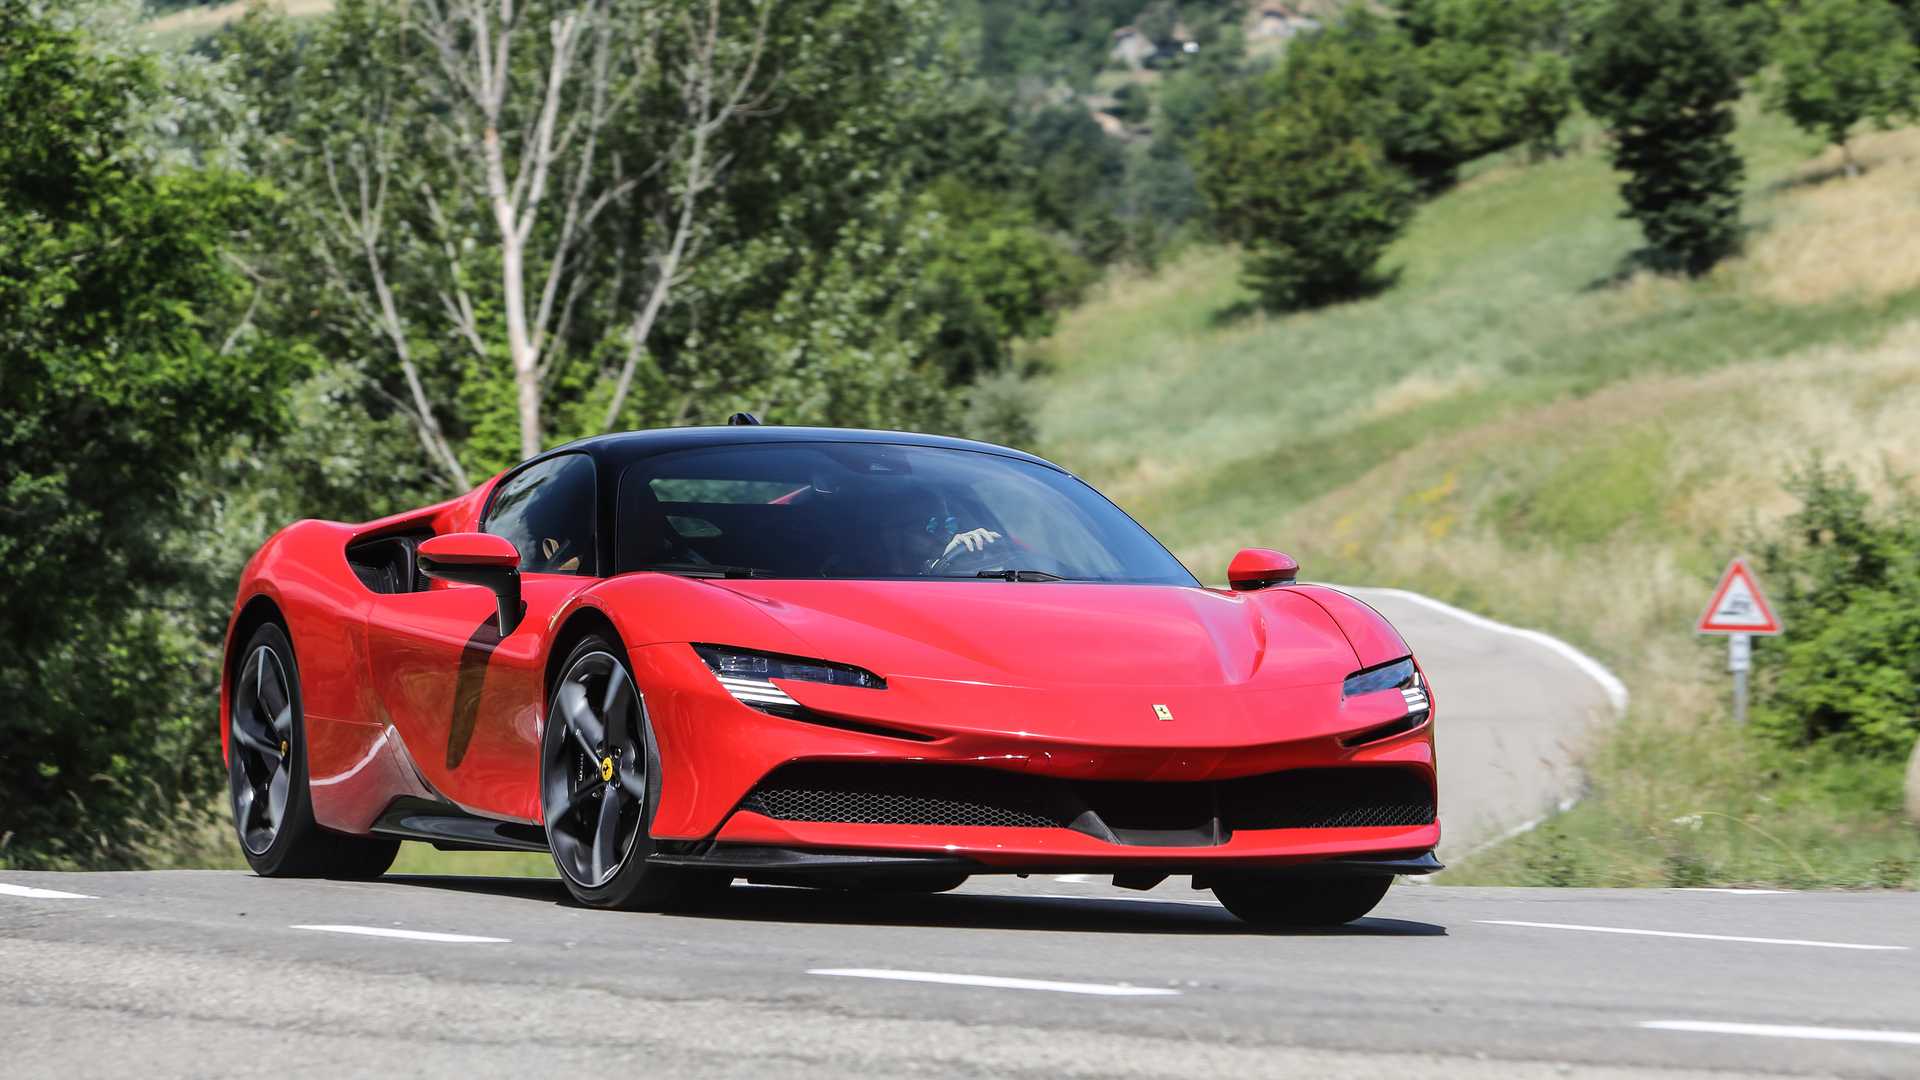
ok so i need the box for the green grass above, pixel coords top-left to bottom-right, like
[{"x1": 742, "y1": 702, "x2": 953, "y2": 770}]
[{"x1": 1030, "y1": 103, "x2": 1920, "y2": 889}]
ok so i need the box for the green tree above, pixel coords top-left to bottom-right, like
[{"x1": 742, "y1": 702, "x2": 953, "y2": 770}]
[
  {"x1": 227, "y1": 0, "x2": 1036, "y2": 484},
  {"x1": 0, "y1": 1, "x2": 298, "y2": 866},
  {"x1": 1767, "y1": 0, "x2": 1920, "y2": 174},
  {"x1": 1574, "y1": 0, "x2": 1748, "y2": 275},
  {"x1": 1195, "y1": 75, "x2": 1418, "y2": 310}
]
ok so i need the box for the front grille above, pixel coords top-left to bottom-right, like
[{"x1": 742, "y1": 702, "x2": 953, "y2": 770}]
[
  {"x1": 1220, "y1": 768, "x2": 1436, "y2": 829},
  {"x1": 738, "y1": 764, "x2": 1068, "y2": 829},
  {"x1": 735, "y1": 762, "x2": 1434, "y2": 844}
]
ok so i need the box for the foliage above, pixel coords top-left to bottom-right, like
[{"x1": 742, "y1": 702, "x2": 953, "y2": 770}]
[
  {"x1": 0, "y1": 1, "x2": 299, "y2": 866},
  {"x1": 1573, "y1": 0, "x2": 1748, "y2": 275},
  {"x1": 1766, "y1": 0, "x2": 1920, "y2": 164},
  {"x1": 1194, "y1": 51, "x2": 1418, "y2": 309},
  {"x1": 1370, "y1": 1, "x2": 1578, "y2": 188},
  {"x1": 1750, "y1": 460, "x2": 1920, "y2": 758},
  {"x1": 223, "y1": 0, "x2": 1059, "y2": 485}
]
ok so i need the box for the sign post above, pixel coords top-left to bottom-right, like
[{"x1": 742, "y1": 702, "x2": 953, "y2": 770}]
[{"x1": 1696, "y1": 558, "x2": 1782, "y2": 725}]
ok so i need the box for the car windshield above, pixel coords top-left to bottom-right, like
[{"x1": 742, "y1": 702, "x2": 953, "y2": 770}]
[{"x1": 614, "y1": 442, "x2": 1197, "y2": 585}]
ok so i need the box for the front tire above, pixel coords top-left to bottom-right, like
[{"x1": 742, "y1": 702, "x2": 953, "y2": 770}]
[
  {"x1": 541, "y1": 635, "x2": 727, "y2": 911},
  {"x1": 1211, "y1": 874, "x2": 1392, "y2": 927},
  {"x1": 228, "y1": 622, "x2": 399, "y2": 879}
]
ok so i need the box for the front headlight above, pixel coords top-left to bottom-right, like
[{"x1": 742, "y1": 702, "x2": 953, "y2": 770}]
[
  {"x1": 1343, "y1": 657, "x2": 1428, "y2": 718},
  {"x1": 691, "y1": 644, "x2": 885, "y2": 714}
]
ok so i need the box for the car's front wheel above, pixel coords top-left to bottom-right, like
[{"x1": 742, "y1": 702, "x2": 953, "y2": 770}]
[
  {"x1": 541, "y1": 635, "x2": 728, "y2": 911},
  {"x1": 1211, "y1": 873, "x2": 1391, "y2": 927}
]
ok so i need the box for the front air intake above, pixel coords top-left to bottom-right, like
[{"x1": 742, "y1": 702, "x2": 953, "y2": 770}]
[{"x1": 734, "y1": 763, "x2": 1435, "y2": 842}]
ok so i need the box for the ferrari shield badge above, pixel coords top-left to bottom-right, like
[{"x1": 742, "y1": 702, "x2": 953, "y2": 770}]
[
  {"x1": 599, "y1": 755, "x2": 615, "y2": 782},
  {"x1": 1153, "y1": 704, "x2": 1174, "y2": 722}
]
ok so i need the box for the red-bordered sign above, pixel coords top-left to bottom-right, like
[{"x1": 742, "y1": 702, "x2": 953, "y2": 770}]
[{"x1": 1697, "y1": 557, "x2": 1782, "y2": 635}]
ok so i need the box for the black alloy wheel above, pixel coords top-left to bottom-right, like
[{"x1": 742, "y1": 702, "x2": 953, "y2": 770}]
[
  {"x1": 228, "y1": 622, "x2": 398, "y2": 878},
  {"x1": 541, "y1": 635, "x2": 727, "y2": 910},
  {"x1": 231, "y1": 640, "x2": 295, "y2": 856}
]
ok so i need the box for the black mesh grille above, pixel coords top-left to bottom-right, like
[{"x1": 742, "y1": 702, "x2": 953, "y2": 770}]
[
  {"x1": 739, "y1": 763, "x2": 1069, "y2": 829},
  {"x1": 736, "y1": 762, "x2": 1435, "y2": 841},
  {"x1": 1220, "y1": 768, "x2": 1436, "y2": 829}
]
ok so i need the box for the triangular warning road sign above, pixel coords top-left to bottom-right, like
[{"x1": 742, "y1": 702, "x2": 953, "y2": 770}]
[{"x1": 1697, "y1": 557, "x2": 1783, "y2": 635}]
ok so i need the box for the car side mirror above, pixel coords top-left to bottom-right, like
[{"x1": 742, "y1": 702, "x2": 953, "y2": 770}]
[
  {"x1": 1228, "y1": 548, "x2": 1299, "y2": 592},
  {"x1": 418, "y1": 533, "x2": 524, "y2": 636}
]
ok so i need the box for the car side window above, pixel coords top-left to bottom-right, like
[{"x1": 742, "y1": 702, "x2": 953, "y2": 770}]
[{"x1": 484, "y1": 454, "x2": 598, "y2": 576}]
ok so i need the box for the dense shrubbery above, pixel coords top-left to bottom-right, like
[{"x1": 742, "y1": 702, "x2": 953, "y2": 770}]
[
  {"x1": 0, "y1": 4, "x2": 300, "y2": 866},
  {"x1": 1751, "y1": 461, "x2": 1920, "y2": 758}
]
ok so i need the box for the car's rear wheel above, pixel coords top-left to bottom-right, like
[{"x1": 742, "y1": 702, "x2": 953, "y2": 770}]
[
  {"x1": 1211, "y1": 873, "x2": 1391, "y2": 927},
  {"x1": 541, "y1": 635, "x2": 728, "y2": 911},
  {"x1": 228, "y1": 622, "x2": 399, "y2": 878}
]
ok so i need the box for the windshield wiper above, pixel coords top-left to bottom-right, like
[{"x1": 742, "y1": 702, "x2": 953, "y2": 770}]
[
  {"x1": 638, "y1": 562, "x2": 767, "y2": 579},
  {"x1": 973, "y1": 569, "x2": 1071, "y2": 582}
]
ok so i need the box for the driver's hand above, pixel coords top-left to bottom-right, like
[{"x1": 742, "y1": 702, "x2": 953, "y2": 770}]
[{"x1": 943, "y1": 528, "x2": 1002, "y2": 559}]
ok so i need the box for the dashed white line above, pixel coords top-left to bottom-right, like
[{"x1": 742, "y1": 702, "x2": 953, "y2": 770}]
[
  {"x1": 1026, "y1": 892, "x2": 1223, "y2": 908},
  {"x1": 809, "y1": 968, "x2": 1181, "y2": 997},
  {"x1": 1479, "y1": 920, "x2": 1906, "y2": 951},
  {"x1": 1643, "y1": 1020, "x2": 1920, "y2": 1046},
  {"x1": 1051, "y1": 874, "x2": 1096, "y2": 884},
  {"x1": 291, "y1": 924, "x2": 509, "y2": 943},
  {"x1": 0, "y1": 883, "x2": 96, "y2": 900}
]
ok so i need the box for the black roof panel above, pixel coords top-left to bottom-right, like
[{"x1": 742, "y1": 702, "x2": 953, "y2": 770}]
[{"x1": 545, "y1": 425, "x2": 1064, "y2": 474}]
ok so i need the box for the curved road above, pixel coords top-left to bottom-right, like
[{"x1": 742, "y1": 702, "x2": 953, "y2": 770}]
[
  {"x1": 10, "y1": 593, "x2": 1911, "y2": 1078},
  {"x1": 1345, "y1": 586, "x2": 1621, "y2": 858}
]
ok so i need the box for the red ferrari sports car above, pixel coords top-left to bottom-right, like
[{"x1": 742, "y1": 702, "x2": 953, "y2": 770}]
[{"x1": 222, "y1": 423, "x2": 1438, "y2": 925}]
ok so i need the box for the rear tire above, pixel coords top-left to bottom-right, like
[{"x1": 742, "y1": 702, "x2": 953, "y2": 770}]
[
  {"x1": 541, "y1": 634, "x2": 729, "y2": 911},
  {"x1": 1211, "y1": 874, "x2": 1391, "y2": 927},
  {"x1": 228, "y1": 622, "x2": 400, "y2": 879}
]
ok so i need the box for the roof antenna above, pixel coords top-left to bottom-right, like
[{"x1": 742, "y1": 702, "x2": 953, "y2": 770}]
[{"x1": 727, "y1": 412, "x2": 762, "y2": 426}]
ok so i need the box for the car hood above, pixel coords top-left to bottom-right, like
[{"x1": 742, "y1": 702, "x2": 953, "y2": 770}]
[{"x1": 704, "y1": 579, "x2": 1359, "y2": 691}]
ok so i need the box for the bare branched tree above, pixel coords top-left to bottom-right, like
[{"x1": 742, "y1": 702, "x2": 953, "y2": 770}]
[{"x1": 308, "y1": 0, "x2": 770, "y2": 485}]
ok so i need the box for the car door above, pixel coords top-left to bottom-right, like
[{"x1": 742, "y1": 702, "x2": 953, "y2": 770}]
[{"x1": 363, "y1": 453, "x2": 601, "y2": 822}]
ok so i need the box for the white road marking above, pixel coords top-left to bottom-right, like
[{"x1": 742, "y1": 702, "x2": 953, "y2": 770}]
[
  {"x1": 1052, "y1": 874, "x2": 1096, "y2": 884},
  {"x1": 1679, "y1": 888, "x2": 1789, "y2": 895},
  {"x1": 0, "y1": 883, "x2": 97, "y2": 900},
  {"x1": 809, "y1": 968, "x2": 1181, "y2": 997},
  {"x1": 1337, "y1": 585, "x2": 1630, "y2": 714},
  {"x1": 1026, "y1": 892, "x2": 1223, "y2": 908},
  {"x1": 1480, "y1": 920, "x2": 1906, "y2": 951},
  {"x1": 291, "y1": 924, "x2": 509, "y2": 943},
  {"x1": 1643, "y1": 1020, "x2": 1920, "y2": 1046}
]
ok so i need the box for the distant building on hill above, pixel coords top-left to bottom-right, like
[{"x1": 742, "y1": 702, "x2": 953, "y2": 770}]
[
  {"x1": 1109, "y1": 26, "x2": 1157, "y2": 70},
  {"x1": 1254, "y1": 5, "x2": 1321, "y2": 39}
]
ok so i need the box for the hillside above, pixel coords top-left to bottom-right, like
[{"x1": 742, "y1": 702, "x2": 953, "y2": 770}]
[{"x1": 1031, "y1": 106, "x2": 1920, "y2": 887}]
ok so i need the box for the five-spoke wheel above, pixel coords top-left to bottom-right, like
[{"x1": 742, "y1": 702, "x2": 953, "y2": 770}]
[
  {"x1": 540, "y1": 635, "x2": 727, "y2": 910},
  {"x1": 543, "y1": 648, "x2": 647, "y2": 887}
]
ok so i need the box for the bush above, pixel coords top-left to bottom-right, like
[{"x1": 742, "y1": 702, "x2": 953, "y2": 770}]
[
  {"x1": 1750, "y1": 460, "x2": 1920, "y2": 758},
  {"x1": 1574, "y1": 0, "x2": 1748, "y2": 275}
]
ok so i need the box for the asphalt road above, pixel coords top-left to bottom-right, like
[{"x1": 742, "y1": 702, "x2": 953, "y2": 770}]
[
  {"x1": 1347, "y1": 587, "x2": 1622, "y2": 858},
  {"x1": 4, "y1": 869, "x2": 1917, "y2": 1078}
]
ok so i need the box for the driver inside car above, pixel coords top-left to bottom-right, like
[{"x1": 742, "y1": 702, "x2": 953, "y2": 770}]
[{"x1": 868, "y1": 488, "x2": 1003, "y2": 576}]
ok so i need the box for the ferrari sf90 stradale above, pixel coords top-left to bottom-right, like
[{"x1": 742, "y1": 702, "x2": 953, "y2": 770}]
[{"x1": 222, "y1": 423, "x2": 1438, "y2": 925}]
